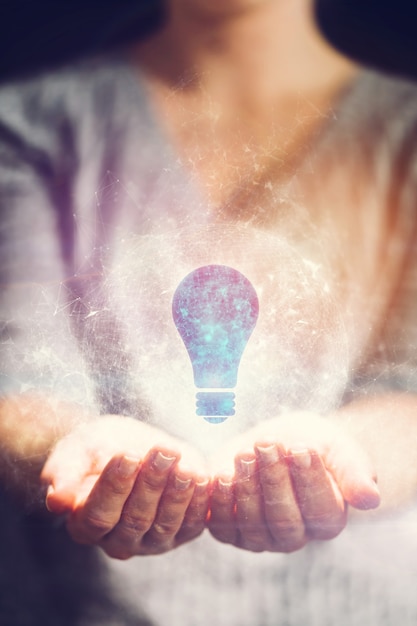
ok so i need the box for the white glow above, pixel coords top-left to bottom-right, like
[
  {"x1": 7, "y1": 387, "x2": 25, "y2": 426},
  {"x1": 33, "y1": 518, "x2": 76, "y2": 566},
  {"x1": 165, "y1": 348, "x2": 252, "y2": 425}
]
[{"x1": 106, "y1": 221, "x2": 350, "y2": 457}]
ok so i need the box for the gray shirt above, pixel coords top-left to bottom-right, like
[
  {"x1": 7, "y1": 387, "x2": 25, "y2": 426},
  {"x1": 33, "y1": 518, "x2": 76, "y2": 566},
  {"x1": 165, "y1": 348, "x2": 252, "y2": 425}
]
[{"x1": 1, "y1": 54, "x2": 417, "y2": 625}]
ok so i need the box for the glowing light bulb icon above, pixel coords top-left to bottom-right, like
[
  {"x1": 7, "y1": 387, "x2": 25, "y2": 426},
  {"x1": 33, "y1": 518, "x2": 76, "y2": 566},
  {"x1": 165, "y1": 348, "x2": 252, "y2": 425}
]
[{"x1": 172, "y1": 265, "x2": 259, "y2": 424}]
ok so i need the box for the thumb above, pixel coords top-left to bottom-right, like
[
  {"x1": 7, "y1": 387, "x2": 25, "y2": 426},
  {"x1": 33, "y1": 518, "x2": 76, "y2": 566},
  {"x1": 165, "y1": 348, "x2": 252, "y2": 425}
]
[
  {"x1": 323, "y1": 434, "x2": 380, "y2": 510},
  {"x1": 41, "y1": 442, "x2": 92, "y2": 513}
]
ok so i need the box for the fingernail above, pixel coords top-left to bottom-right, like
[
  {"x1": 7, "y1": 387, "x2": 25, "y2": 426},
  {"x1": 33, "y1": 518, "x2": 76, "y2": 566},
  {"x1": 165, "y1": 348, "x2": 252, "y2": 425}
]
[
  {"x1": 45, "y1": 485, "x2": 55, "y2": 511},
  {"x1": 364, "y1": 480, "x2": 381, "y2": 507},
  {"x1": 174, "y1": 475, "x2": 193, "y2": 491},
  {"x1": 255, "y1": 444, "x2": 280, "y2": 465},
  {"x1": 195, "y1": 478, "x2": 209, "y2": 494},
  {"x1": 290, "y1": 448, "x2": 311, "y2": 470},
  {"x1": 46, "y1": 484, "x2": 55, "y2": 497},
  {"x1": 238, "y1": 457, "x2": 257, "y2": 478},
  {"x1": 355, "y1": 483, "x2": 381, "y2": 510},
  {"x1": 217, "y1": 477, "x2": 233, "y2": 494},
  {"x1": 152, "y1": 451, "x2": 177, "y2": 472},
  {"x1": 117, "y1": 456, "x2": 140, "y2": 478}
]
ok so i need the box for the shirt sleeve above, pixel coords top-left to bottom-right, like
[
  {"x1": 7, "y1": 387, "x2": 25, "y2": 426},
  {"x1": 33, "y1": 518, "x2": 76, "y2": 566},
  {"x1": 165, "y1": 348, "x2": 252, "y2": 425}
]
[
  {"x1": 0, "y1": 76, "x2": 99, "y2": 410},
  {"x1": 347, "y1": 76, "x2": 417, "y2": 398}
]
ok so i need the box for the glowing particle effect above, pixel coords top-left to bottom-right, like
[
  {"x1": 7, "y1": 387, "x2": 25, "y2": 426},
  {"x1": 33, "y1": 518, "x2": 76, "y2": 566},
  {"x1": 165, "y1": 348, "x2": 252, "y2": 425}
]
[{"x1": 172, "y1": 265, "x2": 259, "y2": 424}]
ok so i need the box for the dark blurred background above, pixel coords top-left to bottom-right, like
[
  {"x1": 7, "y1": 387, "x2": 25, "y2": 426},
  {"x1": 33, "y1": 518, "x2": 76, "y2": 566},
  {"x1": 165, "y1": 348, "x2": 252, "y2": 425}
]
[
  {"x1": 0, "y1": 0, "x2": 416, "y2": 83},
  {"x1": 0, "y1": 0, "x2": 166, "y2": 83},
  {"x1": 315, "y1": 0, "x2": 417, "y2": 81}
]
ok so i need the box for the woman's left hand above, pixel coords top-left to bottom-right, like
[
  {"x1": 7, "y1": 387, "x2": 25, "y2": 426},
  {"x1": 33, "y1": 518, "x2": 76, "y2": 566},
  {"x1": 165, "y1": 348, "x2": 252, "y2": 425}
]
[{"x1": 208, "y1": 412, "x2": 380, "y2": 552}]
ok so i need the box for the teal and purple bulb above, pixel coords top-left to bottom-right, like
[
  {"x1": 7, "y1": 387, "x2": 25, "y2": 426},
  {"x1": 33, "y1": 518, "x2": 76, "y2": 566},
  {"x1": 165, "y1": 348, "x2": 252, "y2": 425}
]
[{"x1": 172, "y1": 265, "x2": 259, "y2": 423}]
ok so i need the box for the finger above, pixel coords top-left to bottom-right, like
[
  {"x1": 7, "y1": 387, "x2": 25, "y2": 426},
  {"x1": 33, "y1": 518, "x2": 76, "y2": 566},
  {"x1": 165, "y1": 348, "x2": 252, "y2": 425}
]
[
  {"x1": 289, "y1": 448, "x2": 347, "y2": 540},
  {"x1": 45, "y1": 484, "x2": 75, "y2": 514},
  {"x1": 142, "y1": 470, "x2": 196, "y2": 554},
  {"x1": 255, "y1": 443, "x2": 306, "y2": 552},
  {"x1": 176, "y1": 478, "x2": 210, "y2": 545},
  {"x1": 234, "y1": 454, "x2": 271, "y2": 552},
  {"x1": 43, "y1": 445, "x2": 93, "y2": 513},
  {"x1": 101, "y1": 448, "x2": 178, "y2": 558},
  {"x1": 66, "y1": 455, "x2": 140, "y2": 544},
  {"x1": 323, "y1": 437, "x2": 380, "y2": 510},
  {"x1": 268, "y1": 413, "x2": 380, "y2": 510},
  {"x1": 208, "y1": 477, "x2": 237, "y2": 546}
]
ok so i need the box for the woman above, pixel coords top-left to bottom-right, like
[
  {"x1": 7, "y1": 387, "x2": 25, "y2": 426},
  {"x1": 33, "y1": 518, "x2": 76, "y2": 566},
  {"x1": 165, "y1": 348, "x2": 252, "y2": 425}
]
[{"x1": 1, "y1": 0, "x2": 417, "y2": 624}]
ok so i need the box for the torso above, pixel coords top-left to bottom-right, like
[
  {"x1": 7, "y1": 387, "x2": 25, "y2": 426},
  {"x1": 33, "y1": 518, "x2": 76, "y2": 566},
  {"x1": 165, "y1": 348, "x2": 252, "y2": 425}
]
[
  {"x1": 89, "y1": 61, "x2": 417, "y2": 447},
  {"x1": 1, "y1": 56, "x2": 417, "y2": 446}
]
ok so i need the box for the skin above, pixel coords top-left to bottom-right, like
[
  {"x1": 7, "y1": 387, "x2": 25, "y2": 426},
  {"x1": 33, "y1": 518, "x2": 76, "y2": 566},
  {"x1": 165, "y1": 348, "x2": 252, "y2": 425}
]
[
  {"x1": 37, "y1": 410, "x2": 380, "y2": 558},
  {"x1": 132, "y1": 0, "x2": 357, "y2": 208},
  {"x1": 1, "y1": 0, "x2": 417, "y2": 560},
  {"x1": 41, "y1": 416, "x2": 210, "y2": 557},
  {"x1": 208, "y1": 412, "x2": 379, "y2": 552}
]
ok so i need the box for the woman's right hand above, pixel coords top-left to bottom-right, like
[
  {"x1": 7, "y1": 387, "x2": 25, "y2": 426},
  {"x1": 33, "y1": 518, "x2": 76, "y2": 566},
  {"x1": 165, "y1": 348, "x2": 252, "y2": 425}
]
[{"x1": 41, "y1": 416, "x2": 210, "y2": 557}]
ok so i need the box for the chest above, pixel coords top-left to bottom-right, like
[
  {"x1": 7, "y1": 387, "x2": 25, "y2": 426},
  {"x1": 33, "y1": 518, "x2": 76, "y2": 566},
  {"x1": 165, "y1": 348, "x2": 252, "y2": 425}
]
[
  {"x1": 98, "y1": 207, "x2": 395, "y2": 448},
  {"x1": 72, "y1": 90, "x2": 412, "y2": 445}
]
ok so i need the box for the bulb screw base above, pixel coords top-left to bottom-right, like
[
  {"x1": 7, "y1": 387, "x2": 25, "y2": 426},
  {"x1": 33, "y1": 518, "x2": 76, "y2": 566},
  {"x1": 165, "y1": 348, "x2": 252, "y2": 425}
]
[{"x1": 196, "y1": 391, "x2": 235, "y2": 423}]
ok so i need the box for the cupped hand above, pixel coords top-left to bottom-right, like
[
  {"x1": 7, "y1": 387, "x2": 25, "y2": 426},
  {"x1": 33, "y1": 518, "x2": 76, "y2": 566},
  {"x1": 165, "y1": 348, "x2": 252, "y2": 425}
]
[
  {"x1": 208, "y1": 412, "x2": 380, "y2": 553},
  {"x1": 41, "y1": 416, "x2": 210, "y2": 557}
]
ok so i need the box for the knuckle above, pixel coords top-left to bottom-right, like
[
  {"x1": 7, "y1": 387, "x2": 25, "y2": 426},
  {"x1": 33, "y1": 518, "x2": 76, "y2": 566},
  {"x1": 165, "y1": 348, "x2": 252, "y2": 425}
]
[
  {"x1": 261, "y1": 474, "x2": 287, "y2": 489},
  {"x1": 82, "y1": 512, "x2": 114, "y2": 535},
  {"x1": 307, "y1": 518, "x2": 345, "y2": 540},
  {"x1": 67, "y1": 514, "x2": 113, "y2": 543},
  {"x1": 236, "y1": 481, "x2": 261, "y2": 497},
  {"x1": 270, "y1": 521, "x2": 306, "y2": 552},
  {"x1": 151, "y1": 520, "x2": 178, "y2": 538},
  {"x1": 120, "y1": 512, "x2": 153, "y2": 534},
  {"x1": 166, "y1": 490, "x2": 191, "y2": 506},
  {"x1": 304, "y1": 506, "x2": 347, "y2": 539},
  {"x1": 141, "y1": 472, "x2": 167, "y2": 492},
  {"x1": 142, "y1": 531, "x2": 176, "y2": 554},
  {"x1": 105, "y1": 479, "x2": 130, "y2": 497}
]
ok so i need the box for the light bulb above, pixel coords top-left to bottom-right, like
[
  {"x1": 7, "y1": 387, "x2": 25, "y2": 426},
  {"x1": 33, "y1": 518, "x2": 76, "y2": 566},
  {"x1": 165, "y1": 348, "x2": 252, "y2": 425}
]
[{"x1": 172, "y1": 264, "x2": 259, "y2": 423}]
